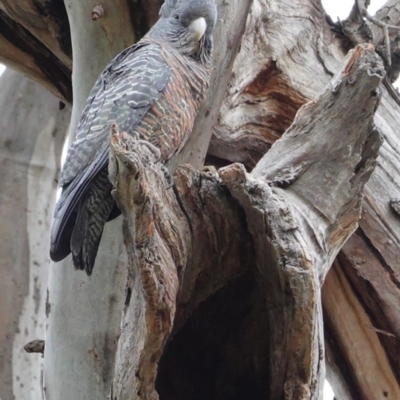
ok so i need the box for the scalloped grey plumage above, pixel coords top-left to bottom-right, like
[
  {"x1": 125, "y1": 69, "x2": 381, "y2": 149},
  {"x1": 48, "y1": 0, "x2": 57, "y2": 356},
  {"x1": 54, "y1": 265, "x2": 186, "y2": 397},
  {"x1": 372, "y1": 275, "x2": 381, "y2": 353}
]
[{"x1": 50, "y1": 0, "x2": 217, "y2": 275}]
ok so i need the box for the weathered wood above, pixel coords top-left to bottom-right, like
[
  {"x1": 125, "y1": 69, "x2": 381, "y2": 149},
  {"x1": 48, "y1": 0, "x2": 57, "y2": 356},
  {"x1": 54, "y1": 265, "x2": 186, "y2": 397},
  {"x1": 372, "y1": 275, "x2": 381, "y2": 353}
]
[
  {"x1": 109, "y1": 130, "x2": 182, "y2": 400},
  {"x1": 0, "y1": 0, "x2": 72, "y2": 100},
  {"x1": 44, "y1": 1, "x2": 254, "y2": 398},
  {"x1": 106, "y1": 42, "x2": 383, "y2": 400},
  {"x1": 109, "y1": 126, "x2": 255, "y2": 399},
  {"x1": 209, "y1": 0, "x2": 340, "y2": 168},
  {"x1": 253, "y1": 43, "x2": 384, "y2": 278},
  {"x1": 219, "y1": 43, "x2": 383, "y2": 400},
  {"x1": 323, "y1": 259, "x2": 400, "y2": 400},
  {"x1": 1, "y1": 0, "x2": 400, "y2": 399},
  {"x1": 208, "y1": 1, "x2": 400, "y2": 397},
  {"x1": 332, "y1": 227, "x2": 400, "y2": 386},
  {"x1": 0, "y1": 8, "x2": 72, "y2": 101},
  {"x1": 0, "y1": 0, "x2": 72, "y2": 65},
  {"x1": 105, "y1": 141, "x2": 179, "y2": 397},
  {"x1": 220, "y1": 163, "x2": 323, "y2": 400},
  {"x1": 110, "y1": 40, "x2": 383, "y2": 399},
  {"x1": 341, "y1": 0, "x2": 400, "y2": 81}
]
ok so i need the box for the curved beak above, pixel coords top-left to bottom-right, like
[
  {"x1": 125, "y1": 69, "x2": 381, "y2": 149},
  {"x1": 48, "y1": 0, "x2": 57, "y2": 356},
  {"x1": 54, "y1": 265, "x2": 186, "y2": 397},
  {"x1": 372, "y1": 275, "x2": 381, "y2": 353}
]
[{"x1": 189, "y1": 17, "x2": 207, "y2": 42}]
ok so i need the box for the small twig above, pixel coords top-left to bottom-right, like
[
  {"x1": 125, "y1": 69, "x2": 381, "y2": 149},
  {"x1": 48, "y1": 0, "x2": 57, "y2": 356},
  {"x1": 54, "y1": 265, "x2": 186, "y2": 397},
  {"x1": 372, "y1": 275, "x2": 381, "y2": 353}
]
[
  {"x1": 383, "y1": 25, "x2": 391, "y2": 66},
  {"x1": 92, "y1": 4, "x2": 105, "y2": 21},
  {"x1": 357, "y1": 0, "x2": 400, "y2": 67}
]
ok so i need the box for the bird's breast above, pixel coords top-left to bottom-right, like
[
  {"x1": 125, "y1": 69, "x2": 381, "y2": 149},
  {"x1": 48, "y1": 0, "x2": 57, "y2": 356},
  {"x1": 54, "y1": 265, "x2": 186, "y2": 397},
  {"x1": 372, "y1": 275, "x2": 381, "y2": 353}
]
[{"x1": 135, "y1": 49, "x2": 211, "y2": 162}]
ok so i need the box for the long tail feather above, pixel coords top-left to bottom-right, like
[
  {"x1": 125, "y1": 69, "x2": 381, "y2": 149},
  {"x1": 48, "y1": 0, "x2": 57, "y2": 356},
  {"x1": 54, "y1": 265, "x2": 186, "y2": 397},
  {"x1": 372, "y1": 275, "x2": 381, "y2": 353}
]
[{"x1": 70, "y1": 169, "x2": 114, "y2": 275}]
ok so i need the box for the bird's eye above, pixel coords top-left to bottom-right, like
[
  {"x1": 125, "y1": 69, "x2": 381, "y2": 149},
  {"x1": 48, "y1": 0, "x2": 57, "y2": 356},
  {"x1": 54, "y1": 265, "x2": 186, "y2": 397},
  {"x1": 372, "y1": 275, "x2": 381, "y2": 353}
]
[{"x1": 174, "y1": 13, "x2": 180, "y2": 20}]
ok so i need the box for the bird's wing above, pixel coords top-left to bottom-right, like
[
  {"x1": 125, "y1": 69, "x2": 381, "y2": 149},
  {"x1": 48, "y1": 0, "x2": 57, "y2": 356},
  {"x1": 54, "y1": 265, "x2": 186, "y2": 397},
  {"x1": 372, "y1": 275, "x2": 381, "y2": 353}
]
[
  {"x1": 51, "y1": 42, "x2": 171, "y2": 259},
  {"x1": 59, "y1": 42, "x2": 171, "y2": 187}
]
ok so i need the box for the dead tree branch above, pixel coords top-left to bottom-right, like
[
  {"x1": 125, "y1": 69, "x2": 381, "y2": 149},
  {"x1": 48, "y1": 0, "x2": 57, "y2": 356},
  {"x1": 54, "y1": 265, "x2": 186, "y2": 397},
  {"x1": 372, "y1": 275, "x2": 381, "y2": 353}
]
[
  {"x1": 210, "y1": 2, "x2": 400, "y2": 396},
  {"x1": 341, "y1": 0, "x2": 400, "y2": 81},
  {"x1": 108, "y1": 43, "x2": 383, "y2": 400},
  {"x1": 109, "y1": 126, "x2": 254, "y2": 399},
  {"x1": 220, "y1": 43, "x2": 383, "y2": 400}
]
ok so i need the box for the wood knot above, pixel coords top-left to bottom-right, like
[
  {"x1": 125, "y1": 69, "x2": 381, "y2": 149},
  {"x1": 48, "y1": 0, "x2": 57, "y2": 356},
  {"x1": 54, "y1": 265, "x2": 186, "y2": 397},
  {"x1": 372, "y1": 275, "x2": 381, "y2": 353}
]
[
  {"x1": 92, "y1": 4, "x2": 105, "y2": 21},
  {"x1": 219, "y1": 163, "x2": 247, "y2": 185},
  {"x1": 390, "y1": 199, "x2": 400, "y2": 217},
  {"x1": 24, "y1": 339, "x2": 45, "y2": 354}
]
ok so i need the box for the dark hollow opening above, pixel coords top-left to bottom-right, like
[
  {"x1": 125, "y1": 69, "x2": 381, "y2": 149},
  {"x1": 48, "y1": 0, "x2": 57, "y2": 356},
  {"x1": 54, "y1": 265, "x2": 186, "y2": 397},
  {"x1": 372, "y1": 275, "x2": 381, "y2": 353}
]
[{"x1": 156, "y1": 272, "x2": 270, "y2": 400}]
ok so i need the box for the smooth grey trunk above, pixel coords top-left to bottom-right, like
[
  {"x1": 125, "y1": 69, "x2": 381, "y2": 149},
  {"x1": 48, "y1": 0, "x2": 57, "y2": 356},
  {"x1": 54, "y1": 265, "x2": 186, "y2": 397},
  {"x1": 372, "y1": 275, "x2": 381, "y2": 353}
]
[
  {"x1": 0, "y1": 69, "x2": 69, "y2": 400},
  {"x1": 43, "y1": 2, "x2": 135, "y2": 399}
]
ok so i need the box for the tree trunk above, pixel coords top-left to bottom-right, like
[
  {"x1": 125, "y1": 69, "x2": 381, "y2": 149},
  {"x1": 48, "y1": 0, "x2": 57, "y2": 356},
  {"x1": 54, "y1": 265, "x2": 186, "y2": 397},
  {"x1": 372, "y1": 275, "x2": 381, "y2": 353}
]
[
  {"x1": 0, "y1": 0, "x2": 399, "y2": 399},
  {"x1": 43, "y1": 2, "x2": 135, "y2": 398},
  {"x1": 0, "y1": 69, "x2": 70, "y2": 400}
]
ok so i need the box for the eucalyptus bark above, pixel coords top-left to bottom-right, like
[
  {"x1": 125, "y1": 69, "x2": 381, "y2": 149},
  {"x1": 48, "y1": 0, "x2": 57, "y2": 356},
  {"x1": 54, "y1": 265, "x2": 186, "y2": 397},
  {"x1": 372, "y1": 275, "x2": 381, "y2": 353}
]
[
  {"x1": 0, "y1": 69, "x2": 69, "y2": 400},
  {"x1": 43, "y1": 2, "x2": 135, "y2": 398},
  {"x1": 0, "y1": 0, "x2": 400, "y2": 400}
]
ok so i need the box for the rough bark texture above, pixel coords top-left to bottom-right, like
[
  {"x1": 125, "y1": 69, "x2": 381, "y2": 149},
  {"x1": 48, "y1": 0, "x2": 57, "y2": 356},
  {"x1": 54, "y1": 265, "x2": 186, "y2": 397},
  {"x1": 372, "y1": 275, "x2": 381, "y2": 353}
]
[
  {"x1": 324, "y1": 259, "x2": 400, "y2": 400},
  {"x1": 0, "y1": 69, "x2": 69, "y2": 400},
  {"x1": 108, "y1": 43, "x2": 383, "y2": 400},
  {"x1": 209, "y1": 1, "x2": 400, "y2": 398},
  {"x1": 1, "y1": 0, "x2": 400, "y2": 399},
  {"x1": 43, "y1": 1, "x2": 253, "y2": 399},
  {"x1": 108, "y1": 129, "x2": 254, "y2": 399},
  {"x1": 222, "y1": 44, "x2": 383, "y2": 400},
  {"x1": 341, "y1": 0, "x2": 400, "y2": 82}
]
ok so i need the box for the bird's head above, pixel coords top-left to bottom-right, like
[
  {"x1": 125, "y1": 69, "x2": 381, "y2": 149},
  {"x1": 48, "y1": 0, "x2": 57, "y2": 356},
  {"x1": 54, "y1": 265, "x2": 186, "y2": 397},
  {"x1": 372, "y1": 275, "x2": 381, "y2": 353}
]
[
  {"x1": 159, "y1": 0, "x2": 180, "y2": 18},
  {"x1": 150, "y1": 0, "x2": 217, "y2": 64}
]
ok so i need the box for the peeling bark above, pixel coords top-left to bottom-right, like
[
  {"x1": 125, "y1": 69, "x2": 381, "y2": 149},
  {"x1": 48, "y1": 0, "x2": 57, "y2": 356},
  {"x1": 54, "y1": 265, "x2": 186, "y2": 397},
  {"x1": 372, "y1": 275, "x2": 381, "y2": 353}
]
[
  {"x1": 109, "y1": 131, "x2": 183, "y2": 399},
  {"x1": 324, "y1": 259, "x2": 400, "y2": 400}
]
